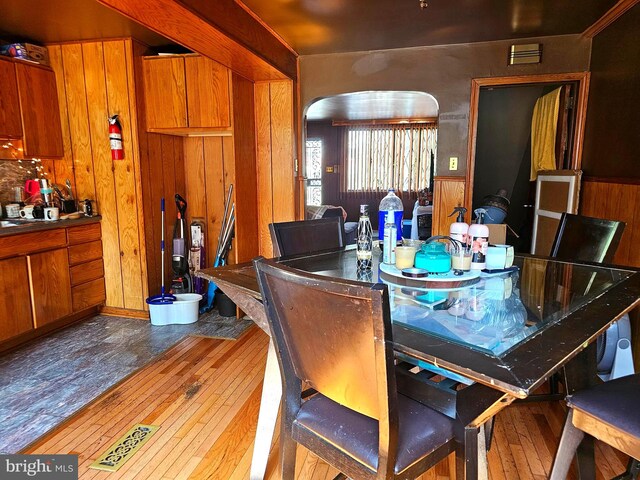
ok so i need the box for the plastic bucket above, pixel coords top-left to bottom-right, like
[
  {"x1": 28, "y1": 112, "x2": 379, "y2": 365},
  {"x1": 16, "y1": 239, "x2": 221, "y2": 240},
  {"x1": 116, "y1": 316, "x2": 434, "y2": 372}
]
[{"x1": 149, "y1": 293, "x2": 202, "y2": 326}]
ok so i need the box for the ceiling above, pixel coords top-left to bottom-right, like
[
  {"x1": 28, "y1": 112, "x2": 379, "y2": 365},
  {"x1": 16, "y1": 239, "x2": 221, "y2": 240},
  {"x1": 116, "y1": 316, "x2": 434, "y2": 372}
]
[
  {"x1": 240, "y1": 0, "x2": 617, "y2": 55},
  {"x1": 0, "y1": 0, "x2": 169, "y2": 47},
  {"x1": 306, "y1": 91, "x2": 439, "y2": 121}
]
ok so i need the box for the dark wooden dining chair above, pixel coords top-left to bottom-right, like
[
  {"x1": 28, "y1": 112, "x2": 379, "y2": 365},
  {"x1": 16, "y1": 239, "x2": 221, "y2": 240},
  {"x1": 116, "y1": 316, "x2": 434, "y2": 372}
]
[
  {"x1": 253, "y1": 257, "x2": 457, "y2": 479},
  {"x1": 550, "y1": 212, "x2": 625, "y2": 264},
  {"x1": 550, "y1": 373, "x2": 640, "y2": 480},
  {"x1": 269, "y1": 217, "x2": 347, "y2": 258}
]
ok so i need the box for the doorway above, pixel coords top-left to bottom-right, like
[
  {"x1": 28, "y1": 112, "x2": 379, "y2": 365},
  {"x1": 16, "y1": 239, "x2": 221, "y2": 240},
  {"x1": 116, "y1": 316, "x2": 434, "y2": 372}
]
[{"x1": 464, "y1": 73, "x2": 590, "y2": 251}]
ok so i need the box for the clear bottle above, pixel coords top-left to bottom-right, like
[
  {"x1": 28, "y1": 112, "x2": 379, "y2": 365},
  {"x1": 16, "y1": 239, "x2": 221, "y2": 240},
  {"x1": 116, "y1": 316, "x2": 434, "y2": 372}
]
[
  {"x1": 382, "y1": 211, "x2": 397, "y2": 264},
  {"x1": 378, "y1": 189, "x2": 403, "y2": 244},
  {"x1": 356, "y1": 204, "x2": 373, "y2": 271}
]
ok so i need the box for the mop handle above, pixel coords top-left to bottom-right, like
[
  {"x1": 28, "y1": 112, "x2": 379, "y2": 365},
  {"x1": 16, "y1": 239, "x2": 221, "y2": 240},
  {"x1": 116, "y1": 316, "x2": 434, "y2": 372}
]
[{"x1": 161, "y1": 197, "x2": 165, "y2": 296}]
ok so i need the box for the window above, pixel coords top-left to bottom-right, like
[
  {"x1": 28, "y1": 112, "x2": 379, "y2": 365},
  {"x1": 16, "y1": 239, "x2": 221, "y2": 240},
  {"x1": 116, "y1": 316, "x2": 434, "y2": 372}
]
[
  {"x1": 342, "y1": 123, "x2": 436, "y2": 193},
  {"x1": 305, "y1": 139, "x2": 323, "y2": 206}
]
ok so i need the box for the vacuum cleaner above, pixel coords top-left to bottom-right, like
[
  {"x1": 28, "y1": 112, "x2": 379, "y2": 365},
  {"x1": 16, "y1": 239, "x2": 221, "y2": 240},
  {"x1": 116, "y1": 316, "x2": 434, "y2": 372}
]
[{"x1": 171, "y1": 194, "x2": 192, "y2": 294}]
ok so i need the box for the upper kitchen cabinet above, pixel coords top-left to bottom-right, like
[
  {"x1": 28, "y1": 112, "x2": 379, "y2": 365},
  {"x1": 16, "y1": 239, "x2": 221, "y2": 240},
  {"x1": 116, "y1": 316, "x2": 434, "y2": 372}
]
[
  {"x1": 0, "y1": 59, "x2": 23, "y2": 139},
  {"x1": 0, "y1": 57, "x2": 64, "y2": 157},
  {"x1": 142, "y1": 54, "x2": 231, "y2": 135}
]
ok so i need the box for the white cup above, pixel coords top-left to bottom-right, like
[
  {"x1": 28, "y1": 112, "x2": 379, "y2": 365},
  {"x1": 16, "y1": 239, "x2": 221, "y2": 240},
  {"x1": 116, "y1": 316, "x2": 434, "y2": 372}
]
[
  {"x1": 486, "y1": 245, "x2": 514, "y2": 270},
  {"x1": 19, "y1": 205, "x2": 35, "y2": 219},
  {"x1": 45, "y1": 207, "x2": 60, "y2": 221},
  {"x1": 5, "y1": 204, "x2": 20, "y2": 218}
]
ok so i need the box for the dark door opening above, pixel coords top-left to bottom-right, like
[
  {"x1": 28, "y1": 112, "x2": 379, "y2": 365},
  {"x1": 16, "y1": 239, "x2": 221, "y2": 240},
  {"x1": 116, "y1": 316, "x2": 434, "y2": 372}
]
[{"x1": 471, "y1": 82, "x2": 579, "y2": 252}]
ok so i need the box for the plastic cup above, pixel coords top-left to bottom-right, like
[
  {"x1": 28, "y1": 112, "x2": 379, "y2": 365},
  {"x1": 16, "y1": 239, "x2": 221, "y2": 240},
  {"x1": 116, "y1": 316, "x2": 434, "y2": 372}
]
[{"x1": 395, "y1": 246, "x2": 417, "y2": 270}]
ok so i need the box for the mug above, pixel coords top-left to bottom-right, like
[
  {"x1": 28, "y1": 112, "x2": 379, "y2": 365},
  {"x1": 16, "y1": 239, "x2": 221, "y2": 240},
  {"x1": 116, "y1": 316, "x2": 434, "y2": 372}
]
[
  {"x1": 45, "y1": 207, "x2": 60, "y2": 221},
  {"x1": 5, "y1": 204, "x2": 20, "y2": 218},
  {"x1": 19, "y1": 205, "x2": 35, "y2": 219},
  {"x1": 486, "y1": 245, "x2": 514, "y2": 270}
]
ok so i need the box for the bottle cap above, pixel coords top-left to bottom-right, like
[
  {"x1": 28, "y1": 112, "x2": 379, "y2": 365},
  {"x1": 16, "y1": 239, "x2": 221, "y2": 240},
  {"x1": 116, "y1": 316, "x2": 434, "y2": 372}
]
[
  {"x1": 359, "y1": 204, "x2": 369, "y2": 216},
  {"x1": 449, "y1": 206, "x2": 467, "y2": 222}
]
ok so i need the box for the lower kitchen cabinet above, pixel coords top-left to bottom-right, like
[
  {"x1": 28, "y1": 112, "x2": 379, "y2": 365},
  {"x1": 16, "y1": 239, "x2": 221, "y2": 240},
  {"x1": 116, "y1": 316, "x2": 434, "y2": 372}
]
[
  {"x1": 28, "y1": 248, "x2": 73, "y2": 327},
  {"x1": 0, "y1": 256, "x2": 33, "y2": 342}
]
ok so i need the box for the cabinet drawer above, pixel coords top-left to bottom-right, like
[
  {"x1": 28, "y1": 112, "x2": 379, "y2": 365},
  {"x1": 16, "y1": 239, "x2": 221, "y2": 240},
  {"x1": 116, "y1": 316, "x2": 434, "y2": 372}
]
[
  {"x1": 72, "y1": 277, "x2": 106, "y2": 312},
  {"x1": 67, "y1": 223, "x2": 101, "y2": 245},
  {"x1": 0, "y1": 229, "x2": 67, "y2": 259},
  {"x1": 70, "y1": 259, "x2": 104, "y2": 286},
  {"x1": 68, "y1": 240, "x2": 103, "y2": 266}
]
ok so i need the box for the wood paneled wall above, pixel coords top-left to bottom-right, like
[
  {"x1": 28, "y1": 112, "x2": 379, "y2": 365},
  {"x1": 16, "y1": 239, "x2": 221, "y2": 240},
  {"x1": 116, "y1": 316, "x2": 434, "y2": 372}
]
[
  {"x1": 255, "y1": 80, "x2": 295, "y2": 256},
  {"x1": 48, "y1": 39, "x2": 148, "y2": 311},
  {"x1": 580, "y1": 178, "x2": 640, "y2": 268},
  {"x1": 431, "y1": 176, "x2": 466, "y2": 236}
]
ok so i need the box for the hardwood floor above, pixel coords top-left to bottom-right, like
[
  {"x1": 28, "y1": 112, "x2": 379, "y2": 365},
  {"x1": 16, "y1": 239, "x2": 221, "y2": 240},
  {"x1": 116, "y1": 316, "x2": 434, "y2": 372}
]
[{"x1": 24, "y1": 326, "x2": 629, "y2": 479}]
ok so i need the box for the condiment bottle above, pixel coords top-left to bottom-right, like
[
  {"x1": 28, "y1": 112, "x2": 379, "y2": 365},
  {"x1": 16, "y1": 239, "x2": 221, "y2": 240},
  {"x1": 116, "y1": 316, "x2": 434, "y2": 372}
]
[
  {"x1": 356, "y1": 204, "x2": 373, "y2": 271},
  {"x1": 468, "y1": 208, "x2": 489, "y2": 270}
]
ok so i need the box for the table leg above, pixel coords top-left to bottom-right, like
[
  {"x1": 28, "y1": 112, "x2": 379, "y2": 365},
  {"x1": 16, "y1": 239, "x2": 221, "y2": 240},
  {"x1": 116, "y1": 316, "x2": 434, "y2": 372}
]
[
  {"x1": 250, "y1": 338, "x2": 282, "y2": 480},
  {"x1": 464, "y1": 425, "x2": 488, "y2": 480}
]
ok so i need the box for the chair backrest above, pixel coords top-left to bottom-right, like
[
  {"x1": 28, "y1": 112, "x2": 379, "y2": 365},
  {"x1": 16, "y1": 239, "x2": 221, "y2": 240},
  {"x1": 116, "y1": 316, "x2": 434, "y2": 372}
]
[
  {"x1": 269, "y1": 217, "x2": 346, "y2": 258},
  {"x1": 254, "y1": 257, "x2": 396, "y2": 421},
  {"x1": 550, "y1": 213, "x2": 625, "y2": 263}
]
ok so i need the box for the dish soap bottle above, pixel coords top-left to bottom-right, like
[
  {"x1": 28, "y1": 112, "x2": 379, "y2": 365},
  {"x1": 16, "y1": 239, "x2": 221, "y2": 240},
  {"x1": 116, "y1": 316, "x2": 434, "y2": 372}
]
[
  {"x1": 448, "y1": 207, "x2": 468, "y2": 245},
  {"x1": 468, "y1": 208, "x2": 489, "y2": 270},
  {"x1": 378, "y1": 189, "x2": 403, "y2": 246},
  {"x1": 382, "y1": 211, "x2": 397, "y2": 264},
  {"x1": 356, "y1": 204, "x2": 373, "y2": 271}
]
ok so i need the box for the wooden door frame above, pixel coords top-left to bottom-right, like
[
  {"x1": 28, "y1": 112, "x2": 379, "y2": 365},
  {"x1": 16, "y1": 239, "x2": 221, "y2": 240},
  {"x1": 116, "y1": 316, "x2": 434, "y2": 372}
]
[{"x1": 463, "y1": 72, "x2": 591, "y2": 216}]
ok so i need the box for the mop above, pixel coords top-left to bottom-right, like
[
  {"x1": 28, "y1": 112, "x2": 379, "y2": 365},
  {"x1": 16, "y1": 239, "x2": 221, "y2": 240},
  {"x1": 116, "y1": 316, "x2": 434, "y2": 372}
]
[
  {"x1": 146, "y1": 198, "x2": 177, "y2": 311},
  {"x1": 200, "y1": 185, "x2": 235, "y2": 314}
]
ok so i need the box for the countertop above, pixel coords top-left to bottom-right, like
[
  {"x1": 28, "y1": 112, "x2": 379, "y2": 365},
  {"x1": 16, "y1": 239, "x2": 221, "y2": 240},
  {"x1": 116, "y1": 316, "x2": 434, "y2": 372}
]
[{"x1": 0, "y1": 215, "x2": 101, "y2": 237}]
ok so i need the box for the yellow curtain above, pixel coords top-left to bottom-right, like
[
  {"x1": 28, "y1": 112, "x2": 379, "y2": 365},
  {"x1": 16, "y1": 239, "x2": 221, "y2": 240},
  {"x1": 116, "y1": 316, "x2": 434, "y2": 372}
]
[{"x1": 530, "y1": 87, "x2": 561, "y2": 181}]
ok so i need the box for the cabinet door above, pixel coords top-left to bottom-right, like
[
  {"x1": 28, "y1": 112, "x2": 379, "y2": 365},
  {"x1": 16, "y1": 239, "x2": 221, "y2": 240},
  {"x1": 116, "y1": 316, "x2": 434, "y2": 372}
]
[
  {"x1": 143, "y1": 57, "x2": 187, "y2": 129},
  {"x1": 15, "y1": 63, "x2": 64, "y2": 157},
  {"x1": 28, "y1": 248, "x2": 72, "y2": 328},
  {"x1": 0, "y1": 59, "x2": 23, "y2": 139},
  {"x1": 0, "y1": 256, "x2": 33, "y2": 342},
  {"x1": 185, "y1": 56, "x2": 231, "y2": 128}
]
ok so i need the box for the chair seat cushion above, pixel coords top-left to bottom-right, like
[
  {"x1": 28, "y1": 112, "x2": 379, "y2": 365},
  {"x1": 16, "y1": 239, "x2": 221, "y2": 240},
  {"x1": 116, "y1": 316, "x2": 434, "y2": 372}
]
[
  {"x1": 293, "y1": 393, "x2": 454, "y2": 474},
  {"x1": 568, "y1": 373, "x2": 640, "y2": 438}
]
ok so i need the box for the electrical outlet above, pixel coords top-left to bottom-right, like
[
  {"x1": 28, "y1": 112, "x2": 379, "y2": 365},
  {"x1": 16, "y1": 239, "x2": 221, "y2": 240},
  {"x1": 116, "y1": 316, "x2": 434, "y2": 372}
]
[{"x1": 449, "y1": 157, "x2": 458, "y2": 170}]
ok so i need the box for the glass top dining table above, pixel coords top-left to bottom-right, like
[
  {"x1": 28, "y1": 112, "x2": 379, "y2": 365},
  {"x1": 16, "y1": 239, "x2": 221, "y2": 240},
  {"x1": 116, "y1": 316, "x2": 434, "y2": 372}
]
[{"x1": 204, "y1": 246, "x2": 640, "y2": 398}]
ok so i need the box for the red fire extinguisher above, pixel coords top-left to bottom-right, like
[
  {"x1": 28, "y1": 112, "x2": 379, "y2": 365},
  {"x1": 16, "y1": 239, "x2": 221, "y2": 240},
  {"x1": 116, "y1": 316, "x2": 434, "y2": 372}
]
[{"x1": 109, "y1": 114, "x2": 124, "y2": 160}]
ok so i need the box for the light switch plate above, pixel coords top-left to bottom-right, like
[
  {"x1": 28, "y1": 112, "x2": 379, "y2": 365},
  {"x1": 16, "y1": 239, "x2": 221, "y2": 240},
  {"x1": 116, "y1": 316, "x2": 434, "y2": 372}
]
[{"x1": 449, "y1": 157, "x2": 458, "y2": 170}]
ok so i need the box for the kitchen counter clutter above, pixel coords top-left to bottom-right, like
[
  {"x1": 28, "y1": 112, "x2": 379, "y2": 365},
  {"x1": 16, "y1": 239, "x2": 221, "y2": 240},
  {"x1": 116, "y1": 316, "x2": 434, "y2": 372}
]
[
  {"x1": 0, "y1": 216, "x2": 106, "y2": 353},
  {"x1": 0, "y1": 215, "x2": 101, "y2": 237}
]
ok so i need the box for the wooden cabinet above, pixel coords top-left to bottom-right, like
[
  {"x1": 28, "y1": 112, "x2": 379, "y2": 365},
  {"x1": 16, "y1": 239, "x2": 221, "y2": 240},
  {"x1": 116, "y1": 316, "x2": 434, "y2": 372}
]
[
  {"x1": 0, "y1": 59, "x2": 23, "y2": 139},
  {"x1": 0, "y1": 220, "x2": 105, "y2": 352},
  {"x1": 28, "y1": 248, "x2": 72, "y2": 327},
  {"x1": 143, "y1": 54, "x2": 230, "y2": 134},
  {"x1": 185, "y1": 56, "x2": 230, "y2": 128},
  {"x1": 15, "y1": 62, "x2": 64, "y2": 157},
  {"x1": 0, "y1": 256, "x2": 33, "y2": 342},
  {"x1": 0, "y1": 57, "x2": 63, "y2": 158}
]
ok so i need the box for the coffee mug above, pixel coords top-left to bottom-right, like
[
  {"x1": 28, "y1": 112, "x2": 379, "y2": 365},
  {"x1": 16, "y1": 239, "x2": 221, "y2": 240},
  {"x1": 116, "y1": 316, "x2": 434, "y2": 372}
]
[
  {"x1": 5, "y1": 204, "x2": 20, "y2": 218},
  {"x1": 45, "y1": 207, "x2": 60, "y2": 221},
  {"x1": 486, "y1": 245, "x2": 514, "y2": 270},
  {"x1": 19, "y1": 205, "x2": 35, "y2": 219}
]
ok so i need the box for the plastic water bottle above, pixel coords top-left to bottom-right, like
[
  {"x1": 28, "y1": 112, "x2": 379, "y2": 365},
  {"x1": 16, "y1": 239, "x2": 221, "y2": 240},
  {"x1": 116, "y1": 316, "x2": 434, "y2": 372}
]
[{"x1": 378, "y1": 189, "x2": 403, "y2": 244}]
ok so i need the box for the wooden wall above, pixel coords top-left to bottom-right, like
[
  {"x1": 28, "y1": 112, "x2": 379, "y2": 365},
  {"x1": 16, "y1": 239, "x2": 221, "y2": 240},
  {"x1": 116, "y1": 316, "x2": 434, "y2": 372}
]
[
  {"x1": 431, "y1": 177, "x2": 466, "y2": 236},
  {"x1": 48, "y1": 39, "x2": 148, "y2": 312},
  {"x1": 255, "y1": 80, "x2": 296, "y2": 256},
  {"x1": 580, "y1": 178, "x2": 640, "y2": 268}
]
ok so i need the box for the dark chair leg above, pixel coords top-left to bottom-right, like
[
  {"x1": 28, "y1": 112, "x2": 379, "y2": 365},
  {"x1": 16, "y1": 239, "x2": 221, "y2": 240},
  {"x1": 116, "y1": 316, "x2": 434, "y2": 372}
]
[
  {"x1": 455, "y1": 443, "x2": 465, "y2": 480},
  {"x1": 280, "y1": 422, "x2": 297, "y2": 480},
  {"x1": 612, "y1": 458, "x2": 640, "y2": 480},
  {"x1": 484, "y1": 417, "x2": 495, "y2": 451},
  {"x1": 550, "y1": 410, "x2": 585, "y2": 480}
]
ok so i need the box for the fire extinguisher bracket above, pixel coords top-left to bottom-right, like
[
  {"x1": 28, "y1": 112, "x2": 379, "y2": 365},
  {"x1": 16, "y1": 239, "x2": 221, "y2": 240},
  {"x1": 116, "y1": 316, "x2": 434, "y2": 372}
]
[{"x1": 109, "y1": 114, "x2": 124, "y2": 161}]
